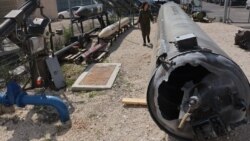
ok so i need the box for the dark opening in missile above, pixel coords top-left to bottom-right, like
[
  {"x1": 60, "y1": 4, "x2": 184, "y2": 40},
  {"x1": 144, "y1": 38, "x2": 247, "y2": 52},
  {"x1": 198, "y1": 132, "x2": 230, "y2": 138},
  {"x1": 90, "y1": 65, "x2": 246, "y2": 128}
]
[{"x1": 158, "y1": 64, "x2": 210, "y2": 120}]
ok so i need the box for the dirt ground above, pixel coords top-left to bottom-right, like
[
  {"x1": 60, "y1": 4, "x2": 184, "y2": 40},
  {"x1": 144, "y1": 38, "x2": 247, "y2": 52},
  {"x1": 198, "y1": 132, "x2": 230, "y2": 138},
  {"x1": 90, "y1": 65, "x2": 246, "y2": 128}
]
[{"x1": 1, "y1": 20, "x2": 250, "y2": 141}]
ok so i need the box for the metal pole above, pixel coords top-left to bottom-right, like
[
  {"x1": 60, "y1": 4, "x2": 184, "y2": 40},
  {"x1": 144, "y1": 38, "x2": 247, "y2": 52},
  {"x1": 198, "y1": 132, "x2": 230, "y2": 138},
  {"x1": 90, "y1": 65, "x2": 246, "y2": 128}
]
[
  {"x1": 223, "y1": 0, "x2": 229, "y2": 23},
  {"x1": 130, "y1": 0, "x2": 132, "y2": 23},
  {"x1": 91, "y1": 0, "x2": 95, "y2": 29},
  {"x1": 248, "y1": 10, "x2": 250, "y2": 23},
  {"x1": 67, "y1": 0, "x2": 74, "y2": 36},
  {"x1": 132, "y1": 0, "x2": 135, "y2": 24},
  {"x1": 227, "y1": 0, "x2": 232, "y2": 22}
]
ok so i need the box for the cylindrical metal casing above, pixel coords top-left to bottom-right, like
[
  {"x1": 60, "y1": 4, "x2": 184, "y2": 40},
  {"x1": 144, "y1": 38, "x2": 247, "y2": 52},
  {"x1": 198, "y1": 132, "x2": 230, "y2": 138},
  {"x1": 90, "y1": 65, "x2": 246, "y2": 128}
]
[
  {"x1": 98, "y1": 17, "x2": 130, "y2": 38},
  {"x1": 75, "y1": 4, "x2": 103, "y2": 18},
  {"x1": 147, "y1": 2, "x2": 250, "y2": 140}
]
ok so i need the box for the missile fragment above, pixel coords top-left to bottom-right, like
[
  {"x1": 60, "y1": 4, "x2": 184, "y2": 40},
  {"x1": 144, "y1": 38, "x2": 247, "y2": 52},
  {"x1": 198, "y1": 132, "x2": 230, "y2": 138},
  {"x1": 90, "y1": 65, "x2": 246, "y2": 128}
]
[{"x1": 147, "y1": 2, "x2": 250, "y2": 140}]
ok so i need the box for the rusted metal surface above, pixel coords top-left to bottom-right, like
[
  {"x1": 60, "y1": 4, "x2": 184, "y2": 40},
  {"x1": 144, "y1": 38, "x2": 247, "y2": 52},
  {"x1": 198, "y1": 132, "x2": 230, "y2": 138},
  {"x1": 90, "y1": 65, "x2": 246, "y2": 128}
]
[
  {"x1": 147, "y1": 2, "x2": 250, "y2": 140},
  {"x1": 80, "y1": 65, "x2": 116, "y2": 85},
  {"x1": 79, "y1": 41, "x2": 108, "y2": 63}
]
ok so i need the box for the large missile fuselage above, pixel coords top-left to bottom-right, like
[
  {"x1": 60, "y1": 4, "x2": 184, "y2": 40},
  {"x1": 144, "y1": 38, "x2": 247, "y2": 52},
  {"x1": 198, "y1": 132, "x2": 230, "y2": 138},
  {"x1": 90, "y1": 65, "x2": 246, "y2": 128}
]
[
  {"x1": 147, "y1": 2, "x2": 250, "y2": 140},
  {"x1": 98, "y1": 17, "x2": 130, "y2": 38},
  {"x1": 75, "y1": 4, "x2": 103, "y2": 18}
]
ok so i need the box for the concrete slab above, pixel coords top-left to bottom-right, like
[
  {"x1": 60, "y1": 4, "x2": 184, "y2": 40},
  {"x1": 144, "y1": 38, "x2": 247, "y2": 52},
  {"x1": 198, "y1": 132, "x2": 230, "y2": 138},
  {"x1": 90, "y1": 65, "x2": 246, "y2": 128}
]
[{"x1": 72, "y1": 63, "x2": 121, "y2": 91}]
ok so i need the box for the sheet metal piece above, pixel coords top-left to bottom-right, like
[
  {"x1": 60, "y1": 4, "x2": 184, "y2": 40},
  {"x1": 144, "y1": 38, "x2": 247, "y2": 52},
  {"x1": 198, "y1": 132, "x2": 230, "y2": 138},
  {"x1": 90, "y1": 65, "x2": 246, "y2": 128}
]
[{"x1": 46, "y1": 57, "x2": 66, "y2": 89}]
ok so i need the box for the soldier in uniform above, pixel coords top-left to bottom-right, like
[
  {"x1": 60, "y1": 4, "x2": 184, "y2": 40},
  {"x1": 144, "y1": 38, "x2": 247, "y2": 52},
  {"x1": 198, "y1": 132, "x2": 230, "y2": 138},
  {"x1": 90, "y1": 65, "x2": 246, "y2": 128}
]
[{"x1": 138, "y1": 2, "x2": 154, "y2": 46}]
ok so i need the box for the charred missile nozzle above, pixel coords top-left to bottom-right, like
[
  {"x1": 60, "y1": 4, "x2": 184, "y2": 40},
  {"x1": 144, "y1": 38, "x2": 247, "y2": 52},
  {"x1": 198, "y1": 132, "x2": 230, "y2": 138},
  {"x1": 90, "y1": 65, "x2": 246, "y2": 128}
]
[{"x1": 147, "y1": 2, "x2": 250, "y2": 140}]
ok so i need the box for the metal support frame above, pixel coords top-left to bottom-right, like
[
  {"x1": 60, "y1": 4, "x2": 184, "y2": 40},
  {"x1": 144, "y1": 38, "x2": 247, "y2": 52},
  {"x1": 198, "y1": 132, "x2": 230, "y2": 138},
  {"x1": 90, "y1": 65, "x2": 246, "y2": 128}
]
[
  {"x1": 67, "y1": 0, "x2": 74, "y2": 36},
  {"x1": 224, "y1": 0, "x2": 250, "y2": 23},
  {"x1": 248, "y1": 10, "x2": 250, "y2": 23},
  {"x1": 223, "y1": 0, "x2": 232, "y2": 23},
  {"x1": 72, "y1": 12, "x2": 108, "y2": 35}
]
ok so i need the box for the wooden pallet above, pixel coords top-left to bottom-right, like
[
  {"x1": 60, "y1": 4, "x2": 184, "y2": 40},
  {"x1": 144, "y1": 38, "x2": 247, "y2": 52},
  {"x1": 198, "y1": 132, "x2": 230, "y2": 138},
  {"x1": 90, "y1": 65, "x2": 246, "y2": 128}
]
[
  {"x1": 64, "y1": 54, "x2": 73, "y2": 61},
  {"x1": 63, "y1": 49, "x2": 86, "y2": 62},
  {"x1": 95, "y1": 52, "x2": 107, "y2": 62}
]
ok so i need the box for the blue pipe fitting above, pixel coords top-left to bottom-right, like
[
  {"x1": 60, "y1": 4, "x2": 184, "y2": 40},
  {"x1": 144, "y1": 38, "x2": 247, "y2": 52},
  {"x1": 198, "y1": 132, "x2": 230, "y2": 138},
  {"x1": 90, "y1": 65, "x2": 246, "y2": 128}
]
[
  {"x1": 18, "y1": 95, "x2": 70, "y2": 122},
  {"x1": 0, "y1": 81, "x2": 70, "y2": 122},
  {"x1": 0, "y1": 94, "x2": 8, "y2": 105}
]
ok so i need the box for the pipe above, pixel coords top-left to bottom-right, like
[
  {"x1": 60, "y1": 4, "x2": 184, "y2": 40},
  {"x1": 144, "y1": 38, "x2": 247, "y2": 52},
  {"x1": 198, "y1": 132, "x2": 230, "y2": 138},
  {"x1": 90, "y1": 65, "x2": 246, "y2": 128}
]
[
  {"x1": 0, "y1": 94, "x2": 8, "y2": 105},
  {"x1": 0, "y1": 81, "x2": 70, "y2": 123},
  {"x1": 55, "y1": 27, "x2": 101, "y2": 58},
  {"x1": 18, "y1": 95, "x2": 70, "y2": 122},
  {"x1": 147, "y1": 2, "x2": 250, "y2": 140},
  {"x1": 54, "y1": 41, "x2": 79, "y2": 57},
  {"x1": 0, "y1": 0, "x2": 38, "y2": 42}
]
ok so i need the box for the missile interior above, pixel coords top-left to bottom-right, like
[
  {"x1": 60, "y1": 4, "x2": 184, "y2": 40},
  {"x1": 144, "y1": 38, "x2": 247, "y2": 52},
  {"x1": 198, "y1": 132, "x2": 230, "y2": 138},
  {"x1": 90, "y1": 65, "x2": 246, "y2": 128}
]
[{"x1": 147, "y1": 2, "x2": 250, "y2": 140}]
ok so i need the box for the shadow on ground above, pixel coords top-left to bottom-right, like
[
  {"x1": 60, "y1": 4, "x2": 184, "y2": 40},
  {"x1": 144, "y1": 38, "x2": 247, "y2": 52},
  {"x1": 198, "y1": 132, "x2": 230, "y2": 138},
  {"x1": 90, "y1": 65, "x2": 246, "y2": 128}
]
[{"x1": 108, "y1": 27, "x2": 135, "y2": 54}]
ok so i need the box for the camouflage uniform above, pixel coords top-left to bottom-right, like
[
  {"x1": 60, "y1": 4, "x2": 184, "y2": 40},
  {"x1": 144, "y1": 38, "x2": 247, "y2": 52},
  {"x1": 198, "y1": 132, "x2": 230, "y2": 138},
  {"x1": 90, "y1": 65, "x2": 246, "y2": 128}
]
[{"x1": 138, "y1": 9, "x2": 153, "y2": 45}]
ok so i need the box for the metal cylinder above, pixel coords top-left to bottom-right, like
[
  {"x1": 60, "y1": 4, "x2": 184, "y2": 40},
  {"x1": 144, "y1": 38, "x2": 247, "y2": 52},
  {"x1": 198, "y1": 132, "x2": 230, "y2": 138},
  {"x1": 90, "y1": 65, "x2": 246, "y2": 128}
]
[
  {"x1": 147, "y1": 2, "x2": 250, "y2": 140},
  {"x1": 54, "y1": 41, "x2": 79, "y2": 58}
]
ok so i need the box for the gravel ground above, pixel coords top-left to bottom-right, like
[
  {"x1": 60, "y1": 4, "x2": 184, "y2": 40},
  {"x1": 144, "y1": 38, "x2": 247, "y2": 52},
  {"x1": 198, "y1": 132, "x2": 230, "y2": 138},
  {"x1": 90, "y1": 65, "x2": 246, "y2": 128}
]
[{"x1": 0, "y1": 21, "x2": 250, "y2": 141}]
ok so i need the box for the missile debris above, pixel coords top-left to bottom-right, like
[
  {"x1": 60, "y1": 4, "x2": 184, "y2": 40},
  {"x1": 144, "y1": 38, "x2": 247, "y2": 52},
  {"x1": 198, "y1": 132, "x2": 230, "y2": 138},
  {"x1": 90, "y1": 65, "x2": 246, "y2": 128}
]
[
  {"x1": 147, "y1": 2, "x2": 250, "y2": 140},
  {"x1": 98, "y1": 17, "x2": 130, "y2": 39},
  {"x1": 75, "y1": 4, "x2": 103, "y2": 18},
  {"x1": 235, "y1": 30, "x2": 250, "y2": 50},
  {"x1": 192, "y1": 11, "x2": 216, "y2": 23}
]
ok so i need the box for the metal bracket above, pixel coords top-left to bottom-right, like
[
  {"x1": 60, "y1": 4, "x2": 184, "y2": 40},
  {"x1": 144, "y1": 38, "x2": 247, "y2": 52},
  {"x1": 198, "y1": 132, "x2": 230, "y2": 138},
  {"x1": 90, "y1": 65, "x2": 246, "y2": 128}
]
[
  {"x1": 157, "y1": 54, "x2": 176, "y2": 70},
  {"x1": 4, "y1": 10, "x2": 23, "y2": 23}
]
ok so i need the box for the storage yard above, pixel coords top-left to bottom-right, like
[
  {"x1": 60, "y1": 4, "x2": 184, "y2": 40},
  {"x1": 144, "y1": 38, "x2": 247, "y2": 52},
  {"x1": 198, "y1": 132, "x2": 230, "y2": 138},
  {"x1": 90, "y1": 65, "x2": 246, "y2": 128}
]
[
  {"x1": 1, "y1": 0, "x2": 250, "y2": 141},
  {"x1": 0, "y1": 21, "x2": 248, "y2": 141}
]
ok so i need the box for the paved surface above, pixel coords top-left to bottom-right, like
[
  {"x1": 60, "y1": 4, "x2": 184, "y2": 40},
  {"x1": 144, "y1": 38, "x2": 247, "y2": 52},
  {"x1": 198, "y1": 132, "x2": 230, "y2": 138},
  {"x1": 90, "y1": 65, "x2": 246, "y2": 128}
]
[{"x1": 202, "y1": 1, "x2": 250, "y2": 28}]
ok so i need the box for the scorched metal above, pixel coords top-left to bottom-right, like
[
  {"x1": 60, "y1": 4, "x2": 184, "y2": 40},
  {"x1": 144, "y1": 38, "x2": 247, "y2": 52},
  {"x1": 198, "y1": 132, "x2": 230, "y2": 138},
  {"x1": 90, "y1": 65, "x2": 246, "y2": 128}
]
[{"x1": 147, "y1": 2, "x2": 250, "y2": 140}]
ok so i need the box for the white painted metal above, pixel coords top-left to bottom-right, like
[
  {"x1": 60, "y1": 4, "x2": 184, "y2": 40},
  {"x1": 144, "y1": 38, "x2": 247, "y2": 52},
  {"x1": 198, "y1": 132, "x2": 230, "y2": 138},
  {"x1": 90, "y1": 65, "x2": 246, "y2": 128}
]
[{"x1": 98, "y1": 17, "x2": 130, "y2": 38}]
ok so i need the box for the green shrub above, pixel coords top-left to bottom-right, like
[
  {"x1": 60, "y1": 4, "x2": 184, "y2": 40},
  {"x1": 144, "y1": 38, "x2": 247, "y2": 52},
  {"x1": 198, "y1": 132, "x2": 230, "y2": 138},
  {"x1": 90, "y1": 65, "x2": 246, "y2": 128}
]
[{"x1": 63, "y1": 26, "x2": 73, "y2": 44}]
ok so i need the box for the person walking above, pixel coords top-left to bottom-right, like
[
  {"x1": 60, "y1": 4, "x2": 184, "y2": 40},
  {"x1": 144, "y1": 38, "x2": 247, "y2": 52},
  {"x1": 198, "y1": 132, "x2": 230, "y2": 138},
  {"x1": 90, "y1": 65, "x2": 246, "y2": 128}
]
[{"x1": 138, "y1": 2, "x2": 154, "y2": 46}]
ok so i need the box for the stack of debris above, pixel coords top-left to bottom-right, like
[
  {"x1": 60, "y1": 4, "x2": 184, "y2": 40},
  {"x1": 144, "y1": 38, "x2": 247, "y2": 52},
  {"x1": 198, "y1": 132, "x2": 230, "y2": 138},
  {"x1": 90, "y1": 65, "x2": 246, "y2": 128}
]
[
  {"x1": 57, "y1": 17, "x2": 131, "y2": 64},
  {"x1": 235, "y1": 30, "x2": 250, "y2": 50},
  {"x1": 192, "y1": 11, "x2": 215, "y2": 23}
]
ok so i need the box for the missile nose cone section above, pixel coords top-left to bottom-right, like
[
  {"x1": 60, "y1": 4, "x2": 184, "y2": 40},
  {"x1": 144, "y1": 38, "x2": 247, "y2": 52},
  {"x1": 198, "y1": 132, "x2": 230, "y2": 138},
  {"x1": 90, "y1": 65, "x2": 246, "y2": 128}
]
[
  {"x1": 98, "y1": 17, "x2": 130, "y2": 39},
  {"x1": 147, "y1": 52, "x2": 250, "y2": 140}
]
